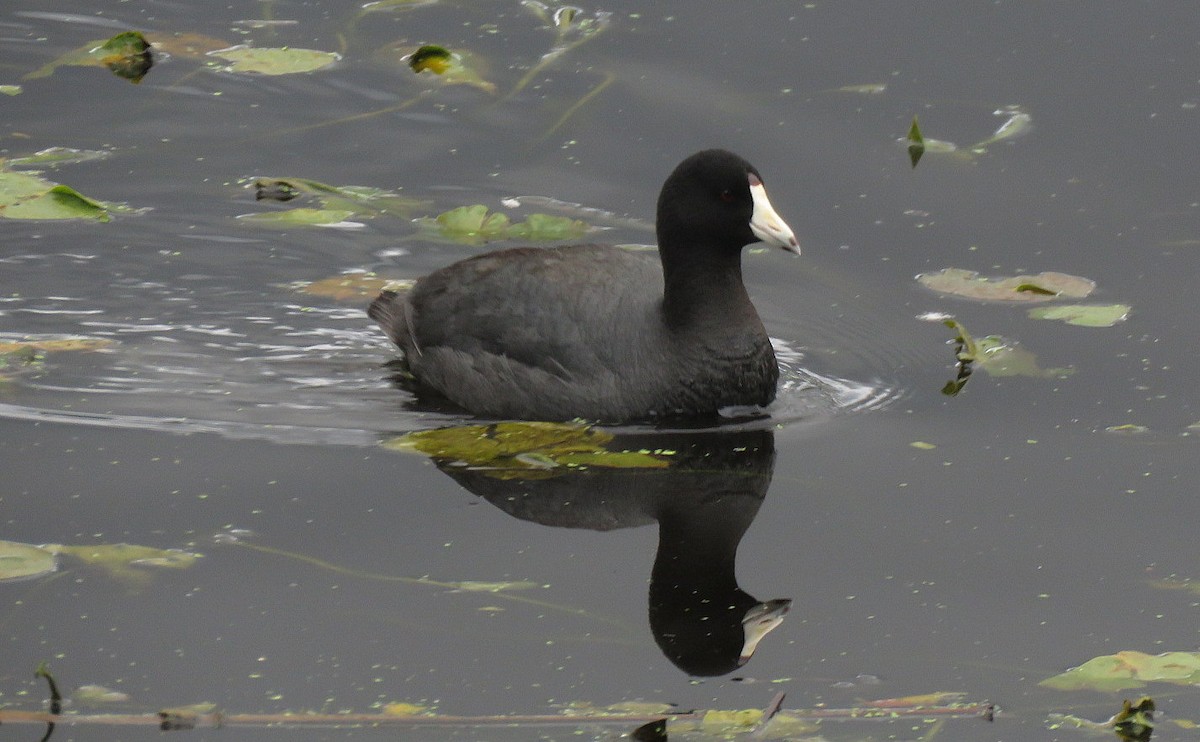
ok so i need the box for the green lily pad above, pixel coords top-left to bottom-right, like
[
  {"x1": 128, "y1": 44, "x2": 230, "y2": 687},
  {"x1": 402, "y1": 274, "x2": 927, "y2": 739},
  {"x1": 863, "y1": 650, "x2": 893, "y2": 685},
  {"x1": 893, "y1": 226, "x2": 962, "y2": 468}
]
[
  {"x1": 973, "y1": 335, "x2": 1073, "y2": 378},
  {"x1": 386, "y1": 421, "x2": 671, "y2": 480},
  {"x1": 416, "y1": 205, "x2": 588, "y2": 245},
  {"x1": 237, "y1": 208, "x2": 358, "y2": 227},
  {"x1": 376, "y1": 43, "x2": 496, "y2": 93},
  {"x1": 1028, "y1": 303, "x2": 1130, "y2": 327},
  {"x1": 918, "y1": 268, "x2": 1095, "y2": 302},
  {"x1": 0, "y1": 184, "x2": 110, "y2": 221},
  {"x1": 1041, "y1": 651, "x2": 1200, "y2": 692},
  {"x1": 7, "y1": 147, "x2": 112, "y2": 169},
  {"x1": 0, "y1": 540, "x2": 58, "y2": 582},
  {"x1": 208, "y1": 45, "x2": 340, "y2": 75},
  {"x1": 0, "y1": 85, "x2": 21, "y2": 96}
]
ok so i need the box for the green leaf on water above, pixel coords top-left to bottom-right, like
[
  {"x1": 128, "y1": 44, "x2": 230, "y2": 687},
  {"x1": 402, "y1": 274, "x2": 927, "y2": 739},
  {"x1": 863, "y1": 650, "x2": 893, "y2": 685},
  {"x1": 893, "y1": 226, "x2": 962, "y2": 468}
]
[
  {"x1": 208, "y1": 45, "x2": 340, "y2": 75},
  {"x1": 250, "y1": 177, "x2": 430, "y2": 217},
  {"x1": 1028, "y1": 303, "x2": 1131, "y2": 327},
  {"x1": 386, "y1": 421, "x2": 671, "y2": 480},
  {"x1": 972, "y1": 335, "x2": 1073, "y2": 378},
  {"x1": 25, "y1": 30, "x2": 152, "y2": 82},
  {"x1": 0, "y1": 85, "x2": 21, "y2": 95},
  {"x1": 918, "y1": 268, "x2": 1095, "y2": 302},
  {"x1": 907, "y1": 115, "x2": 925, "y2": 168},
  {"x1": 7, "y1": 146, "x2": 111, "y2": 169},
  {"x1": 237, "y1": 208, "x2": 358, "y2": 227},
  {"x1": 969, "y1": 107, "x2": 1033, "y2": 153},
  {"x1": 416, "y1": 205, "x2": 588, "y2": 245},
  {"x1": 0, "y1": 184, "x2": 110, "y2": 221},
  {"x1": 0, "y1": 540, "x2": 58, "y2": 582},
  {"x1": 408, "y1": 44, "x2": 452, "y2": 74},
  {"x1": 47, "y1": 542, "x2": 200, "y2": 585},
  {"x1": 1041, "y1": 651, "x2": 1200, "y2": 692}
]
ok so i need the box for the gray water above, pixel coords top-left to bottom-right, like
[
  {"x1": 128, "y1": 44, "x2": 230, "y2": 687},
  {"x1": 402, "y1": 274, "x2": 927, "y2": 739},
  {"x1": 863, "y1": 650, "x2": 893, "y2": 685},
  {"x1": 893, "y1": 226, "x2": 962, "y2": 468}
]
[{"x1": 2, "y1": 2, "x2": 1198, "y2": 740}]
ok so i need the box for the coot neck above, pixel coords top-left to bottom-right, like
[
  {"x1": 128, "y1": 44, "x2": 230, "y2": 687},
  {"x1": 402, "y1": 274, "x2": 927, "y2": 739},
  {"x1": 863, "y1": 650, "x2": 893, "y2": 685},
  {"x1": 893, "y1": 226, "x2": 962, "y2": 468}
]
[{"x1": 659, "y1": 239, "x2": 756, "y2": 331}]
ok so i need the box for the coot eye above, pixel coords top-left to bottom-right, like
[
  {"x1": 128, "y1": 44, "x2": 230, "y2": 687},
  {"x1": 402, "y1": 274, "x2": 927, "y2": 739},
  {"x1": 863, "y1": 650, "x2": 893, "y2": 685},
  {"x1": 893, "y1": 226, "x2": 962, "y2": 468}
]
[{"x1": 719, "y1": 189, "x2": 735, "y2": 203}]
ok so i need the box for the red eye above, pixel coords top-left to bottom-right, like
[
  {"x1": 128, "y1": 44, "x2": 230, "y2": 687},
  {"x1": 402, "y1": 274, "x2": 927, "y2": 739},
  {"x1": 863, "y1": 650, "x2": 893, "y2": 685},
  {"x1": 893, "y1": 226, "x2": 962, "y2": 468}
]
[{"x1": 719, "y1": 190, "x2": 735, "y2": 202}]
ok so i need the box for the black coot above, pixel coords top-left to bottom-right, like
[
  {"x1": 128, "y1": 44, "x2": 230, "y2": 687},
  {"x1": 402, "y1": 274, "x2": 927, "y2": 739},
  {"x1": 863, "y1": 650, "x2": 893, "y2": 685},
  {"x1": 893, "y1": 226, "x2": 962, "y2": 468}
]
[{"x1": 368, "y1": 149, "x2": 799, "y2": 422}]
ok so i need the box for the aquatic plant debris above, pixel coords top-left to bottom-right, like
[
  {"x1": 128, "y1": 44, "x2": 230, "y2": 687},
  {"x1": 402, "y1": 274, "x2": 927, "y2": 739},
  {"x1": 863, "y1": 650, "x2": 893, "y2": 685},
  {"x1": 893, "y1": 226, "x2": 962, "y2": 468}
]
[
  {"x1": 7, "y1": 147, "x2": 112, "y2": 169},
  {"x1": 376, "y1": 43, "x2": 495, "y2": 93},
  {"x1": 415, "y1": 204, "x2": 588, "y2": 245},
  {"x1": 1041, "y1": 651, "x2": 1200, "y2": 692},
  {"x1": 387, "y1": 422, "x2": 672, "y2": 480},
  {"x1": 1048, "y1": 697, "x2": 1155, "y2": 740},
  {"x1": 237, "y1": 207, "x2": 359, "y2": 227},
  {"x1": 0, "y1": 85, "x2": 21, "y2": 95},
  {"x1": 918, "y1": 268, "x2": 1095, "y2": 302},
  {"x1": 1028, "y1": 303, "x2": 1130, "y2": 327},
  {"x1": 408, "y1": 44, "x2": 452, "y2": 74},
  {"x1": 292, "y1": 273, "x2": 413, "y2": 301},
  {"x1": 207, "y1": 45, "x2": 340, "y2": 75}
]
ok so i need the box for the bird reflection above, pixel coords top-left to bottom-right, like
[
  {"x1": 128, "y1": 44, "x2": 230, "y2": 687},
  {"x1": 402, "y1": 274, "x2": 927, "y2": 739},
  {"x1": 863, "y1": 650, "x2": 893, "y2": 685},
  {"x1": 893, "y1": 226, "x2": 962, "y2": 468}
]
[{"x1": 402, "y1": 424, "x2": 789, "y2": 677}]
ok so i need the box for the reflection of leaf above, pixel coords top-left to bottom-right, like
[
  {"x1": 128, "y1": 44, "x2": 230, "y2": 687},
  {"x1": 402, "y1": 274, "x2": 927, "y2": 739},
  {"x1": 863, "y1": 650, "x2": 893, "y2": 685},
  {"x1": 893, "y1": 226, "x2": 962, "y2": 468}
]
[
  {"x1": 918, "y1": 268, "x2": 1095, "y2": 302},
  {"x1": 292, "y1": 274, "x2": 413, "y2": 301},
  {"x1": 1041, "y1": 651, "x2": 1200, "y2": 692},
  {"x1": 208, "y1": 45, "x2": 340, "y2": 75},
  {"x1": 0, "y1": 540, "x2": 58, "y2": 582},
  {"x1": 1028, "y1": 303, "x2": 1130, "y2": 327},
  {"x1": 386, "y1": 422, "x2": 671, "y2": 480}
]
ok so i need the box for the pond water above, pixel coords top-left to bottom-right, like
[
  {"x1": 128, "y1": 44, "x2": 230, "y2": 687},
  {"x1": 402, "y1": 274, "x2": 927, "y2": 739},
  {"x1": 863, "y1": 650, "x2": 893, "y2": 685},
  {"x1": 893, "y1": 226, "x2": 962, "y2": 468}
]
[{"x1": 1, "y1": 2, "x2": 1198, "y2": 740}]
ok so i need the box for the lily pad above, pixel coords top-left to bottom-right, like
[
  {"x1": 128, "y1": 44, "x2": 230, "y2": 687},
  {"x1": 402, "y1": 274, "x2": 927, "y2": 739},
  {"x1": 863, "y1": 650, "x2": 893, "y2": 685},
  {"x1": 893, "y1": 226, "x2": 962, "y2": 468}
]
[
  {"x1": 0, "y1": 85, "x2": 21, "y2": 96},
  {"x1": 293, "y1": 273, "x2": 414, "y2": 301},
  {"x1": 416, "y1": 205, "x2": 588, "y2": 245},
  {"x1": 47, "y1": 542, "x2": 200, "y2": 584},
  {"x1": 1028, "y1": 303, "x2": 1130, "y2": 327},
  {"x1": 237, "y1": 208, "x2": 359, "y2": 227},
  {"x1": 386, "y1": 422, "x2": 671, "y2": 480},
  {"x1": 208, "y1": 45, "x2": 340, "y2": 75},
  {"x1": 918, "y1": 268, "x2": 1095, "y2": 302},
  {"x1": 0, "y1": 540, "x2": 58, "y2": 582},
  {"x1": 0, "y1": 184, "x2": 110, "y2": 221},
  {"x1": 973, "y1": 335, "x2": 1073, "y2": 378},
  {"x1": 1041, "y1": 651, "x2": 1200, "y2": 692},
  {"x1": 7, "y1": 147, "x2": 112, "y2": 169}
]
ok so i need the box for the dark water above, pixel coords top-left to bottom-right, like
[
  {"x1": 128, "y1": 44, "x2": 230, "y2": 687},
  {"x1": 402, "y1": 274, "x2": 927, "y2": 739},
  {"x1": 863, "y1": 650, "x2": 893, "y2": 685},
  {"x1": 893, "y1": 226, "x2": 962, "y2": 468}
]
[{"x1": 1, "y1": 2, "x2": 1198, "y2": 740}]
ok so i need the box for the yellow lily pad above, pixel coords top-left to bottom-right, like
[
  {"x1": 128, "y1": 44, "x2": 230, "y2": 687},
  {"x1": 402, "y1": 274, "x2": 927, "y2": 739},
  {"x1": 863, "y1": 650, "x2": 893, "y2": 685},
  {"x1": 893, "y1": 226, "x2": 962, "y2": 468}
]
[
  {"x1": 386, "y1": 422, "x2": 671, "y2": 480},
  {"x1": 1041, "y1": 651, "x2": 1200, "y2": 692},
  {"x1": 918, "y1": 268, "x2": 1095, "y2": 302},
  {"x1": 208, "y1": 45, "x2": 340, "y2": 75},
  {"x1": 0, "y1": 540, "x2": 58, "y2": 582}
]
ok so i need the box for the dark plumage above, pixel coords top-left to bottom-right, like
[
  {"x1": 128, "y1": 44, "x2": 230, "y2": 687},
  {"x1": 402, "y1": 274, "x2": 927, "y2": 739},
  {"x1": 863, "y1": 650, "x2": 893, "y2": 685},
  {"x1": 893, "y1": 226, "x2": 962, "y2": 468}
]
[{"x1": 368, "y1": 149, "x2": 799, "y2": 422}]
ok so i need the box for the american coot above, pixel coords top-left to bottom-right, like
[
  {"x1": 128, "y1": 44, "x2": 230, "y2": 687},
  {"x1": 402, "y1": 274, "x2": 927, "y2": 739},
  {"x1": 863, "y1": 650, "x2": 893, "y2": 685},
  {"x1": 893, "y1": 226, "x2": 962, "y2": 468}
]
[{"x1": 368, "y1": 149, "x2": 799, "y2": 422}]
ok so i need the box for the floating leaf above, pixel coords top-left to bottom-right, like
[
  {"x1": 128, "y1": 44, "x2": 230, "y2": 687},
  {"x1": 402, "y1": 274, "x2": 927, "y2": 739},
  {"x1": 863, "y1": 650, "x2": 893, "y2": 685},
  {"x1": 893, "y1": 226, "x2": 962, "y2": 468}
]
[
  {"x1": 7, "y1": 147, "x2": 112, "y2": 169},
  {"x1": 248, "y1": 177, "x2": 429, "y2": 217},
  {"x1": 0, "y1": 336, "x2": 114, "y2": 354},
  {"x1": 1041, "y1": 651, "x2": 1200, "y2": 692},
  {"x1": 0, "y1": 540, "x2": 58, "y2": 582},
  {"x1": 505, "y1": 212, "x2": 588, "y2": 241},
  {"x1": 382, "y1": 702, "x2": 433, "y2": 717},
  {"x1": 293, "y1": 274, "x2": 413, "y2": 301},
  {"x1": 1028, "y1": 303, "x2": 1130, "y2": 327},
  {"x1": 74, "y1": 685, "x2": 131, "y2": 705},
  {"x1": 376, "y1": 43, "x2": 496, "y2": 93},
  {"x1": 47, "y1": 542, "x2": 200, "y2": 585},
  {"x1": 0, "y1": 184, "x2": 110, "y2": 221},
  {"x1": 973, "y1": 335, "x2": 1073, "y2": 378},
  {"x1": 144, "y1": 32, "x2": 232, "y2": 59},
  {"x1": 0, "y1": 85, "x2": 21, "y2": 96},
  {"x1": 907, "y1": 115, "x2": 925, "y2": 168},
  {"x1": 918, "y1": 268, "x2": 1095, "y2": 302},
  {"x1": 969, "y1": 107, "x2": 1033, "y2": 153},
  {"x1": 386, "y1": 422, "x2": 671, "y2": 480},
  {"x1": 237, "y1": 208, "x2": 358, "y2": 227},
  {"x1": 208, "y1": 45, "x2": 340, "y2": 75},
  {"x1": 416, "y1": 205, "x2": 589, "y2": 245}
]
